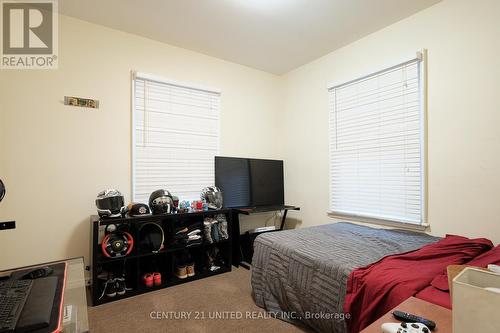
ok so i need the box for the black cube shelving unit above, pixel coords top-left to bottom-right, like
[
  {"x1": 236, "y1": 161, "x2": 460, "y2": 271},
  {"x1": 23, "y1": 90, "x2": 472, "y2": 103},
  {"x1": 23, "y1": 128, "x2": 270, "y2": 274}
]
[{"x1": 89, "y1": 209, "x2": 232, "y2": 306}]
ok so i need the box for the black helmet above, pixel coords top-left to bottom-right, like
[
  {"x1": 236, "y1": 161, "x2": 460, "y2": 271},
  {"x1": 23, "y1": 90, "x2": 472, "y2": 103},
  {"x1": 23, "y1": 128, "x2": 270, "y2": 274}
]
[
  {"x1": 96, "y1": 189, "x2": 125, "y2": 218},
  {"x1": 149, "y1": 189, "x2": 174, "y2": 214},
  {"x1": 201, "y1": 186, "x2": 223, "y2": 209}
]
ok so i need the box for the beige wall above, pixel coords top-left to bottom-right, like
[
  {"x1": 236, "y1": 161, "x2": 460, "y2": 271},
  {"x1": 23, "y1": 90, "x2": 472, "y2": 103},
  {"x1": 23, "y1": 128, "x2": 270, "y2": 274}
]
[
  {"x1": 0, "y1": 15, "x2": 283, "y2": 269},
  {"x1": 2, "y1": 0, "x2": 500, "y2": 270},
  {"x1": 282, "y1": 0, "x2": 500, "y2": 244}
]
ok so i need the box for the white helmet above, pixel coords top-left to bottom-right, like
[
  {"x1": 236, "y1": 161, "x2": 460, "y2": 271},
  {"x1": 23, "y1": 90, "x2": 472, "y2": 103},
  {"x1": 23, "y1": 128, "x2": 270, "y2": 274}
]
[
  {"x1": 201, "y1": 186, "x2": 223, "y2": 210},
  {"x1": 96, "y1": 189, "x2": 125, "y2": 218}
]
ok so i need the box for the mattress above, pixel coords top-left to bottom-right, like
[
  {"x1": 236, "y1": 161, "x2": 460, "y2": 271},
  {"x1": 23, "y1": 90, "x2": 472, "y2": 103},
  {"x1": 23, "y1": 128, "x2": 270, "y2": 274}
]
[{"x1": 251, "y1": 222, "x2": 439, "y2": 333}]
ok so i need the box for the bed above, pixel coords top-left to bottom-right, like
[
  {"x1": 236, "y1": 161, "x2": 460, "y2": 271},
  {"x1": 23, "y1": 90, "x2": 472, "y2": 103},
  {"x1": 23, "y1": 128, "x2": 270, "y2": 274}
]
[{"x1": 251, "y1": 222, "x2": 440, "y2": 333}]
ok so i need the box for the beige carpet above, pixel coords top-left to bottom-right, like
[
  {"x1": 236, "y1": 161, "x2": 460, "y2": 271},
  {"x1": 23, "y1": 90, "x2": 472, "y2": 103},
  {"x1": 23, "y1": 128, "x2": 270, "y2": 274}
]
[{"x1": 88, "y1": 267, "x2": 309, "y2": 333}]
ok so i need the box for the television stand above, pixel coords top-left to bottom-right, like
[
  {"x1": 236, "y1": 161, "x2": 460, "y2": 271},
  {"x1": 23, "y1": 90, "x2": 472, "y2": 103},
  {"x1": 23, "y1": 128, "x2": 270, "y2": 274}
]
[
  {"x1": 235, "y1": 205, "x2": 299, "y2": 231},
  {"x1": 230, "y1": 205, "x2": 299, "y2": 268}
]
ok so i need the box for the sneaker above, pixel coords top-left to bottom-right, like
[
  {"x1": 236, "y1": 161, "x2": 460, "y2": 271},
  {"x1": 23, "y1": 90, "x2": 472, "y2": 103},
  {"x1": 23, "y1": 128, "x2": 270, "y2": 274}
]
[
  {"x1": 186, "y1": 263, "x2": 195, "y2": 277},
  {"x1": 214, "y1": 247, "x2": 225, "y2": 266},
  {"x1": 175, "y1": 265, "x2": 187, "y2": 279},
  {"x1": 209, "y1": 264, "x2": 221, "y2": 272},
  {"x1": 153, "y1": 272, "x2": 162, "y2": 286},
  {"x1": 218, "y1": 221, "x2": 228, "y2": 240},
  {"x1": 211, "y1": 220, "x2": 221, "y2": 243},
  {"x1": 105, "y1": 279, "x2": 117, "y2": 297},
  {"x1": 207, "y1": 248, "x2": 221, "y2": 272},
  {"x1": 115, "y1": 278, "x2": 126, "y2": 296},
  {"x1": 142, "y1": 273, "x2": 153, "y2": 288},
  {"x1": 204, "y1": 219, "x2": 213, "y2": 243},
  {"x1": 216, "y1": 215, "x2": 229, "y2": 240}
]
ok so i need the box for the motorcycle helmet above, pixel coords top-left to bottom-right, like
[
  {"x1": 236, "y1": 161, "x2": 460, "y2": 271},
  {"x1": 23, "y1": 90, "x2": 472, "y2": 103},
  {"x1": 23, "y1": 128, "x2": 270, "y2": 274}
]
[
  {"x1": 96, "y1": 189, "x2": 125, "y2": 218},
  {"x1": 149, "y1": 189, "x2": 174, "y2": 214},
  {"x1": 200, "y1": 186, "x2": 223, "y2": 209}
]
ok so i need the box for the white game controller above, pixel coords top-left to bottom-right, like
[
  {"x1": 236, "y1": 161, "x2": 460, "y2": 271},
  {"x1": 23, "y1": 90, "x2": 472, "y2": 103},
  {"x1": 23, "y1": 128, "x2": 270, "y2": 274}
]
[{"x1": 381, "y1": 322, "x2": 431, "y2": 333}]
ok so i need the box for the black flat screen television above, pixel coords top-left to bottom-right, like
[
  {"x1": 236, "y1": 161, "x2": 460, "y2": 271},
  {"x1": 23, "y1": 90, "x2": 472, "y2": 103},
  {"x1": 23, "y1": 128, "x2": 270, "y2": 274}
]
[{"x1": 215, "y1": 156, "x2": 284, "y2": 208}]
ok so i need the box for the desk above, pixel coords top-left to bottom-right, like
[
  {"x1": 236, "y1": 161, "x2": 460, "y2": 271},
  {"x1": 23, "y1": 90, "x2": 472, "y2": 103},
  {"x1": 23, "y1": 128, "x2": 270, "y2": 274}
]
[
  {"x1": 360, "y1": 297, "x2": 451, "y2": 333},
  {"x1": 230, "y1": 205, "x2": 300, "y2": 267},
  {"x1": 0, "y1": 257, "x2": 89, "y2": 333}
]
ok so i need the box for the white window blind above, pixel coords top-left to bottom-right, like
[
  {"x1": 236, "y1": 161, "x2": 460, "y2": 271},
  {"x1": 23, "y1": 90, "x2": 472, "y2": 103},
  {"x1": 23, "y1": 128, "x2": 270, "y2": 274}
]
[
  {"x1": 328, "y1": 58, "x2": 425, "y2": 225},
  {"x1": 132, "y1": 73, "x2": 220, "y2": 203}
]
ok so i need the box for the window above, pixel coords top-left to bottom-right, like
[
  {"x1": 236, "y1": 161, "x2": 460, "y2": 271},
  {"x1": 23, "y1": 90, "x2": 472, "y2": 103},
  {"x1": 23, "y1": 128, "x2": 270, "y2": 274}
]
[
  {"x1": 328, "y1": 55, "x2": 425, "y2": 225},
  {"x1": 132, "y1": 73, "x2": 220, "y2": 203}
]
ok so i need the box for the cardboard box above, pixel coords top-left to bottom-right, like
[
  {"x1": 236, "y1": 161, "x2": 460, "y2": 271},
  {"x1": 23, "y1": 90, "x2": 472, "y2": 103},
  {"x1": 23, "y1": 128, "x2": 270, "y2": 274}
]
[{"x1": 452, "y1": 267, "x2": 500, "y2": 333}]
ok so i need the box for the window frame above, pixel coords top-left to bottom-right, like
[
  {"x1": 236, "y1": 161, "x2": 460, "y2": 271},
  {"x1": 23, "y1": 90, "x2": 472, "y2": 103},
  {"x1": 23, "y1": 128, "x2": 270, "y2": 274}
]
[{"x1": 327, "y1": 51, "x2": 428, "y2": 229}]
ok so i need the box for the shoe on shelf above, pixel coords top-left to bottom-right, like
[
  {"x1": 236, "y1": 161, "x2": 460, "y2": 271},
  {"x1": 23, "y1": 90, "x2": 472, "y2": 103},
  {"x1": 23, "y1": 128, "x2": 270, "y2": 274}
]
[
  {"x1": 186, "y1": 263, "x2": 195, "y2": 277},
  {"x1": 115, "y1": 278, "x2": 126, "y2": 296},
  {"x1": 105, "y1": 279, "x2": 117, "y2": 298},
  {"x1": 209, "y1": 264, "x2": 221, "y2": 272},
  {"x1": 175, "y1": 265, "x2": 187, "y2": 279},
  {"x1": 153, "y1": 272, "x2": 162, "y2": 286},
  {"x1": 142, "y1": 273, "x2": 153, "y2": 288},
  {"x1": 204, "y1": 219, "x2": 213, "y2": 243},
  {"x1": 216, "y1": 214, "x2": 229, "y2": 240}
]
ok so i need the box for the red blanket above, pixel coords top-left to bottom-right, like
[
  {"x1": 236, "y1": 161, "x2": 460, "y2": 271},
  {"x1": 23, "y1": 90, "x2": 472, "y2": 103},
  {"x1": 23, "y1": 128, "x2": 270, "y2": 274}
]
[
  {"x1": 415, "y1": 244, "x2": 500, "y2": 309},
  {"x1": 343, "y1": 235, "x2": 492, "y2": 333}
]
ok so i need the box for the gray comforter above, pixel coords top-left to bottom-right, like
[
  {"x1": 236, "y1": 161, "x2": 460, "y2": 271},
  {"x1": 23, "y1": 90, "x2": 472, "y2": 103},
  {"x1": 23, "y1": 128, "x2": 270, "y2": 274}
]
[{"x1": 251, "y1": 222, "x2": 439, "y2": 333}]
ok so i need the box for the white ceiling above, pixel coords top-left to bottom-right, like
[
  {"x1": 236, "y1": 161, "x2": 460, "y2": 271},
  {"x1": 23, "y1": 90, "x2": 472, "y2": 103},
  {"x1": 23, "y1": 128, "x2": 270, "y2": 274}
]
[{"x1": 59, "y1": 0, "x2": 440, "y2": 74}]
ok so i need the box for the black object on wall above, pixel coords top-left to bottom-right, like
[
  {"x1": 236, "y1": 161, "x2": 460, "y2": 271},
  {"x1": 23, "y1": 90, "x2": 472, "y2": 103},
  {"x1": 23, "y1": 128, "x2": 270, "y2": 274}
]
[
  {"x1": 0, "y1": 221, "x2": 16, "y2": 230},
  {"x1": 0, "y1": 179, "x2": 15, "y2": 231},
  {"x1": 0, "y1": 179, "x2": 5, "y2": 202}
]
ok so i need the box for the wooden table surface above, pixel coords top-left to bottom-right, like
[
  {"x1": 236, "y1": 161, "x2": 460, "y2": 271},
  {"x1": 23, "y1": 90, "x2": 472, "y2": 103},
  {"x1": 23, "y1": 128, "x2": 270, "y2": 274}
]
[{"x1": 360, "y1": 297, "x2": 451, "y2": 333}]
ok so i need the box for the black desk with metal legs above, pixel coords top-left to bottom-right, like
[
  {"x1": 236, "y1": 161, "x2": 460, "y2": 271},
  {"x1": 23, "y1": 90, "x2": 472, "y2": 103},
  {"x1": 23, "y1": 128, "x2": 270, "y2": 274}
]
[{"x1": 230, "y1": 205, "x2": 300, "y2": 269}]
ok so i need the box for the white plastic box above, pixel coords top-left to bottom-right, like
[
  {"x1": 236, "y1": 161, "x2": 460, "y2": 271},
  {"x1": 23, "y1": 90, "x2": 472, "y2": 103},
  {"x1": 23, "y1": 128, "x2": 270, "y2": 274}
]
[{"x1": 452, "y1": 267, "x2": 500, "y2": 333}]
